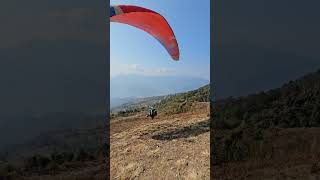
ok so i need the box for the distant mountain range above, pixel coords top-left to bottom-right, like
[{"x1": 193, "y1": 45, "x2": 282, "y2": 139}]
[
  {"x1": 111, "y1": 95, "x2": 168, "y2": 113},
  {"x1": 110, "y1": 97, "x2": 138, "y2": 109},
  {"x1": 110, "y1": 75, "x2": 209, "y2": 107}
]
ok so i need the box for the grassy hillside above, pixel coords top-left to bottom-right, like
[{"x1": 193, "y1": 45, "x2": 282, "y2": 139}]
[
  {"x1": 156, "y1": 84, "x2": 210, "y2": 114},
  {"x1": 111, "y1": 84, "x2": 210, "y2": 117},
  {"x1": 212, "y1": 69, "x2": 320, "y2": 166},
  {"x1": 110, "y1": 85, "x2": 210, "y2": 179}
]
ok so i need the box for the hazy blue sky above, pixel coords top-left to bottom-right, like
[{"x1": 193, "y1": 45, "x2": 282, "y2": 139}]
[{"x1": 110, "y1": 0, "x2": 210, "y2": 80}]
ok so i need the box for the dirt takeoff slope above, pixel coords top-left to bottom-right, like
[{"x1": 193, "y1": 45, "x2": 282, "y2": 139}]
[{"x1": 110, "y1": 102, "x2": 210, "y2": 180}]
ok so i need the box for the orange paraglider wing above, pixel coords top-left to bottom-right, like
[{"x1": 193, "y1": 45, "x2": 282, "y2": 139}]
[{"x1": 110, "y1": 5, "x2": 180, "y2": 60}]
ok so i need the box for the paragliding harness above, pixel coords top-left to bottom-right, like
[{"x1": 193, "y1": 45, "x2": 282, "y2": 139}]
[{"x1": 147, "y1": 107, "x2": 157, "y2": 120}]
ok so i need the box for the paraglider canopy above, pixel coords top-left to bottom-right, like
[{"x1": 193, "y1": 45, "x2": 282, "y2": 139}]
[{"x1": 110, "y1": 5, "x2": 180, "y2": 61}]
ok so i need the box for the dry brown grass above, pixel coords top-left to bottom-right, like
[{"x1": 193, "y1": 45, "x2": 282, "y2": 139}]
[{"x1": 110, "y1": 102, "x2": 210, "y2": 179}]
